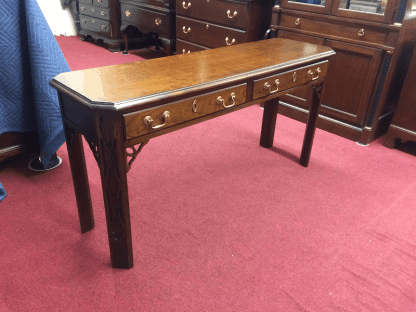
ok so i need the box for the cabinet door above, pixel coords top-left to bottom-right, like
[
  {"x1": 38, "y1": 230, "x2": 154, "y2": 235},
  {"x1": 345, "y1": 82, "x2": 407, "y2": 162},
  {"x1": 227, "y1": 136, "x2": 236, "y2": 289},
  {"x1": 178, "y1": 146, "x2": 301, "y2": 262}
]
[
  {"x1": 330, "y1": 0, "x2": 399, "y2": 23},
  {"x1": 280, "y1": 0, "x2": 333, "y2": 15},
  {"x1": 320, "y1": 40, "x2": 382, "y2": 126}
]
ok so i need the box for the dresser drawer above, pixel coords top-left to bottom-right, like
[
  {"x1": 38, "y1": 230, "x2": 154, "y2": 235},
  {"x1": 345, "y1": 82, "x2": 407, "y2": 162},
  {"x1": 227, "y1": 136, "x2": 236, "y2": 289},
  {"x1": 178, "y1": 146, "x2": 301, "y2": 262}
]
[
  {"x1": 177, "y1": 16, "x2": 246, "y2": 49},
  {"x1": 124, "y1": 84, "x2": 247, "y2": 139},
  {"x1": 121, "y1": 4, "x2": 172, "y2": 37},
  {"x1": 253, "y1": 61, "x2": 328, "y2": 100},
  {"x1": 280, "y1": 13, "x2": 390, "y2": 46},
  {"x1": 177, "y1": 0, "x2": 248, "y2": 29},
  {"x1": 128, "y1": 0, "x2": 174, "y2": 9},
  {"x1": 93, "y1": 0, "x2": 109, "y2": 8},
  {"x1": 80, "y1": 14, "x2": 111, "y2": 36},
  {"x1": 79, "y1": 4, "x2": 110, "y2": 21},
  {"x1": 176, "y1": 39, "x2": 208, "y2": 54}
]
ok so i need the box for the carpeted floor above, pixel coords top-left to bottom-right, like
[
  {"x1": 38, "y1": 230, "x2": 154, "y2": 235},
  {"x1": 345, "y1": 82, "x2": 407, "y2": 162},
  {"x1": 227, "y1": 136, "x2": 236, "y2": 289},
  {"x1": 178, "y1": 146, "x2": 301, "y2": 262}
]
[{"x1": 1, "y1": 36, "x2": 416, "y2": 312}]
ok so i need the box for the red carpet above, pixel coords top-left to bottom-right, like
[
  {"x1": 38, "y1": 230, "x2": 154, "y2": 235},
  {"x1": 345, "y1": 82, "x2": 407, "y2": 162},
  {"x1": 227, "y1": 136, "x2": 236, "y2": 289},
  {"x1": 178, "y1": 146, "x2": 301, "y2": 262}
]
[{"x1": 1, "y1": 36, "x2": 416, "y2": 312}]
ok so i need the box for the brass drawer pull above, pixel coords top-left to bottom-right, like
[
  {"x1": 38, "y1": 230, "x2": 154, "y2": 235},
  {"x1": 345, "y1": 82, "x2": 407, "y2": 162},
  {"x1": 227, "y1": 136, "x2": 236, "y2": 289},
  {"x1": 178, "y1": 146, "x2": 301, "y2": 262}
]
[
  {"x1": 183, "y1": 1, "x2": 191, "y2": 9},
  {"x1": 217, "y1": 92, "x2": 236, "y2": 108},
  {"x1": 264, "y1": 79, "x2": 280, "y2": 94},
  {"x1": 101, "y1": 25, "x2": 107, "y2": 30},
  {"x1": 97, "y1": 0, "x2": 102, "y2": 2},
  {"x1": 308, "y1": 67, "x2": 321, "y2": 80},
  {"x1": 295, "y1": 18, "x2": 300, "y2": 26},
  {"x1": 293, "y1": 72, "x2": 297, "y2": 82},
  {"x1": 144, "y1": 111, "x2": 170, "y2": 129},
  {"x1": 125, "y1": 10, "x2": 131, "y2": 17},
  {"x1": 358, "y1": 29, "x2": 365, "y2": 37},
  {"x1": 101, "y1": 11, "x2": 106, "y2": 16},
  {"x1": 225, "y1": 37, "x2": 235, "y2": 46},
  {"x1": 80, "y1": 6, "x2": 86, "y2": 10},
  {"x1": 155, "y1": 18, "x2": 162, "y2": 26},
  {"x1": 182, "y1": 49, "x2": 191, "y2": 54},
  {"x1": 227, "y1": 10, "x2": 237, "y2": 19},
  {"x1": 183, "y1": 26, "x2": 191, "y2": 33}
]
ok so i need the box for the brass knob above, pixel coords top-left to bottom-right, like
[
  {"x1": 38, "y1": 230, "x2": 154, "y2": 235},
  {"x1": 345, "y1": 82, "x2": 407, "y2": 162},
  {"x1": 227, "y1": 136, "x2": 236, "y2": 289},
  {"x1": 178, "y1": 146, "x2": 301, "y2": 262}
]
[
  {"x1": 358, "y1": 29, "x2": 365, "y2": 36},
  {"x1": 206, "y1": 24, "x2": 209, "y2": 29},
  {"x1": 295, "y1": 18, "x2": 300, "y2": 26},
  {"x1": 227, "y1": 10, "x2": 237, "y2": 19},
  {"x1": 155, "y1": 18, "x2": 162, "y2": 26},
  {"x1": 125, "y1": 10, "x2": 131, "y2": 17}
]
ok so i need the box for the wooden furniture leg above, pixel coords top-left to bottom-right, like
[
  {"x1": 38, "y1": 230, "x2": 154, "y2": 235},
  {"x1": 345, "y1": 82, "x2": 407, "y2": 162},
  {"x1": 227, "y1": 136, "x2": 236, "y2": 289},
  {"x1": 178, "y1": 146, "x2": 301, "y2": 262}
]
[
  {"x1": 260, "y1": 98, "x2": 279, "y2": 148},
  {"x1": 96, "y1": 115, "x2": 134, "y2": 269},
  {"x1": 63, "y1": 123, "x2": 94, "y2": 233},
  {"x1": 299, "y1": 82, "x2": 324, "y2": 167}
]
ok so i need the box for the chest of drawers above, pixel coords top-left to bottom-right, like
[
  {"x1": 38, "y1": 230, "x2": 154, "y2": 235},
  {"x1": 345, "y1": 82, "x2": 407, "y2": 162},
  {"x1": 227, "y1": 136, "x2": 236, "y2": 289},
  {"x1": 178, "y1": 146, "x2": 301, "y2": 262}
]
[
  {"x1": 78, "y1": 0, "x2": 124, "y2": 51},
  {"x1": 176, "y1": 0, "x2": 274, "y2": 54},
  {"x1": 120, "y1": 0, "x2": 176, "y2": 55}
]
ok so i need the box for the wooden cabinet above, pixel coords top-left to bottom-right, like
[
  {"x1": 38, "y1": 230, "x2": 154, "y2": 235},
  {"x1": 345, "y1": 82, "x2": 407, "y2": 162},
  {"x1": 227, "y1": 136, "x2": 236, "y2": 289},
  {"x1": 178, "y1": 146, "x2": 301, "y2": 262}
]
[
  {"x1": 78, "y1": 0, "x2": 124, "y2": 52},
  {"x1": 383, "y1": 44, "x2": 416, "y2": 148},
  {"x1": 175, "y1": 0, "x2": 275, "y2": 54},
  {"x1": 268, "y1": 0, "x2": 416, "y2": 144},
  {"x1": 120, "y1": 0, "x2": 176, "y2": 55}
]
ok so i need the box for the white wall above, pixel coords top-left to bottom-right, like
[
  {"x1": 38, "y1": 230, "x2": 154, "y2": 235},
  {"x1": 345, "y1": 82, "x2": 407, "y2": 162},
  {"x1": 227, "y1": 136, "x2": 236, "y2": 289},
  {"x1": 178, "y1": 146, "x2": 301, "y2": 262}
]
[{"x1": 36, "y1": 0, "x2": 77, "y2": 36}]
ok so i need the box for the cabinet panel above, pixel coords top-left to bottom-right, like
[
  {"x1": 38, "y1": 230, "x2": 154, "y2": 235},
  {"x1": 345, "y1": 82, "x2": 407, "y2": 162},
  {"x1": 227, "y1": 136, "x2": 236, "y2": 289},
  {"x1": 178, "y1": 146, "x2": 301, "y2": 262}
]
[
  {"x1": 280, "y1": 0, "x2": 332, "y2": 14},
  {"x1": 330, "y1": 0, "x2": 399, "y2": 23},
  {"x1": 320, "y1": 40, "x2": 382, "y2": 125}
]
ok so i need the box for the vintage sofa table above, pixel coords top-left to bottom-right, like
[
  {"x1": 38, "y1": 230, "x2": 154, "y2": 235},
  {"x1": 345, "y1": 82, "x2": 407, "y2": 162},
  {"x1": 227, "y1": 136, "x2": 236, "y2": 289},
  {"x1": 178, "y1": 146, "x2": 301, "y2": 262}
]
[{"x1": 50, "y1": 38, "x2": 335, "y2": 269}]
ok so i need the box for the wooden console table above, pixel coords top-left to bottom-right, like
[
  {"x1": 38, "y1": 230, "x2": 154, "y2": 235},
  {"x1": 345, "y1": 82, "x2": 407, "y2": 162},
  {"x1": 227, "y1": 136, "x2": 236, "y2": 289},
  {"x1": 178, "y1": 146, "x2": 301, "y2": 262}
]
[{"x1": 50, "y1": 38, "x2": 335, "y2": 269}]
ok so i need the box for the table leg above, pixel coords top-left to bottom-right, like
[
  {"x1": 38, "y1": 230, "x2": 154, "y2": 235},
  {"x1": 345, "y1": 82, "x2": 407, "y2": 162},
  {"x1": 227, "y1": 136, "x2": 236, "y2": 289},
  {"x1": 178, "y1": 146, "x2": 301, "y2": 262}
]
[
  {"x1": 299, "y1": 82, "x2": 324, "y2": 167},
  {"x1": 260, "y1": 98, "x2": 279, "y2": 148},
  {"x1": 97, "y1": 116, "x2": 134, "y2": 269},
  {"x1": 64, "y1": 123, "x2": 94, "y2": 233}
]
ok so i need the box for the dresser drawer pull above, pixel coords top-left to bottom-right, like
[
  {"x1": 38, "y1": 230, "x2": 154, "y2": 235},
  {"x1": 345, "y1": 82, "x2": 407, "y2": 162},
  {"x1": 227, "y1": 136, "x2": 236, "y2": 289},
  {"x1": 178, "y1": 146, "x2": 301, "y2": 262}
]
[
  {"x1": 182, "y1": 1, "x2": 191, "y2": 9},
  {"x1": 293, "y1": 72, "x2": 297, "y2": 82},
  {"x1": 217, "y1": 92, "x2": 236, "y2": 109},
  {"x1": 225, "y1": 37, "x2": 235, "y2": 46},
  {"x1": 358, "y1": 29, "x2": 365, "y2": 37},
  {"x1": 125, "y1": 10, "x2": 131, "y2": 17},
  {"x1": 183, "y1": 26, "x2": 191, "y2": 34},
  {"x1": 182, "y1": 49, "x2": 191, "y2": 54},
  {"x1": 308, "y1": 67, "x2": 321, "y2": 80},
  {"x1": 101, "y1": 11, "x2": 106, "y2": 16},
  {"x1": 192, "y1": 100, "x2": 197, "y2": 112},
  {"x1": 144, "y1": 111, "x2": 170, "y2": 130},
  {"x1": 97, "y1": 0, "x2": 102, "y2": 2},
  {"x1": 155, "y1": 18, "x2": 162, "y2": 26},
  {"x1": 102, "y1": 25, "x2": 107, "y2": 30},
  {"x1": 227, "y1": 10, "x2": 237, "y2": 19},
  {"x1": 80, "y1": 6, "x2": 86, "y2": 11},
  {"x1": 264, "y1": 79, "x2": 280, "y2": 94},
  {"x1": 295, "y1": 18, "x2": 300, "y2": 26}
]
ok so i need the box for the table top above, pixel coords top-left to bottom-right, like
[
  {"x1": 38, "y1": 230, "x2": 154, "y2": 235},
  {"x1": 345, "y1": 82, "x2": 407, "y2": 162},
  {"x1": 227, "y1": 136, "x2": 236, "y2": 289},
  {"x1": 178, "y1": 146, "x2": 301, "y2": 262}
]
[{"x1": 51, "y1": 38, "x2": 334, "y2": 109}]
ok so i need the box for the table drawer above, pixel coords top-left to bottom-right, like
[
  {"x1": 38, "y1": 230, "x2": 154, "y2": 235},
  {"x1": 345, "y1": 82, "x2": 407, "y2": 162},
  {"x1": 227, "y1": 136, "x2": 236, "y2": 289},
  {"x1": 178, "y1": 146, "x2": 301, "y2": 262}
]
[
  {"x1": 124, "y1": 84, "x2": 247, "y2": 139},
  {"x1": 79, "y1": 4, "x2": 110, "y2": 21},
  {"x1": 176, "y1": 16, "x2": 246, "y2": 49},
  {"x1": 176, "y1": 39, "x2": 208, "y2": 54},
  {"x1": 280, "y1": 13, "x2": 390, "y2": 46},
  {"x1": 121, "y1": 4, "x2": 172, "y2": 37},
  {"x1": 80, "y1": 14, "x2": 111, "y2": 36},
  {"x1": 176, "y1": 0, "x2": 248, "y2": 29},
  {"x1": 252, "y1": 61, "x2": 328, "y2": 100}
]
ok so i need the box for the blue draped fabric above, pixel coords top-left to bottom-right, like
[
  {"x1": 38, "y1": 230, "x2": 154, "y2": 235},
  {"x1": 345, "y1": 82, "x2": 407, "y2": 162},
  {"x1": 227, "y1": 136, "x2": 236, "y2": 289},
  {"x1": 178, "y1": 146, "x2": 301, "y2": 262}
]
[{"x1": 0, "y1": 0, "x2": 70, "y2": 168}]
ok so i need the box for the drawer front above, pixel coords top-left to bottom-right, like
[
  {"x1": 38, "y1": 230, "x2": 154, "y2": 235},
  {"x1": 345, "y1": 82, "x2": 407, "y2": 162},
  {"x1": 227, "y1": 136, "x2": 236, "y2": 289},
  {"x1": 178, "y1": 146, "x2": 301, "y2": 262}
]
[
  {"x1": 176, "y1": 39, "x2": 208, "y2": 54},
  {"x1": 176, "y1": 16, "x2": 246, "y2": 49},
  {"x1": 253, "y1": 61, "x2": 328, "y2": 100},
  {"x1": 280, "y1": 13, "x2": 389, "y2": 46},
  {"x1": 121, "y1": 4, "x2": 171, "y2": 37},
  {"x1": 93, "y1": 0, "x2": 109, "y2": 8},
  {"x1": 124, "y1": 84, "x2": 247, "y2": 139},
  {"x1": 127, "y1": 0, "x2": 174, "y2": 9},
  {"x1": 78, "y1": 4, "x2": 110, "y2": 21},
  {"x1": 176, "y1": 0, "x2": 248, "y2": 29},
  {"x1": 80, "y1": 15, "x2": 111, "y2": 36}
]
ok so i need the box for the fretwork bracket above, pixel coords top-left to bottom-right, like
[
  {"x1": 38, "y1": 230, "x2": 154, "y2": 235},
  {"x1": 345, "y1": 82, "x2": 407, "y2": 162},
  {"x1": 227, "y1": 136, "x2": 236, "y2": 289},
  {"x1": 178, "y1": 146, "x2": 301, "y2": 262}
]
[{"x1": 126, "y1": 141, "x2": 149, "y2": 172}]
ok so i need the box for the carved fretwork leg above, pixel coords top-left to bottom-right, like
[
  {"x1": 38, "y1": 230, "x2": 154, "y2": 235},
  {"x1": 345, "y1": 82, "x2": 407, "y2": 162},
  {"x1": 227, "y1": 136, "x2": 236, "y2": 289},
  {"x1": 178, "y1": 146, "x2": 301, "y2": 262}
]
[
  {"x1": 300, "y1": 81, "x2": 324, "y2": 167},
  {"x1": 126, "y1": 141, "x2": 148, "y2": 173},
  {"x1": 63, "y1": 122, "x2": 94, "y2": 233},
  {"x1": 97, "y1": 115, "x2": 133, "y2": 269},
  {"x1": 260, "y1": 98, "x2": 279, "y2": 148}
]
